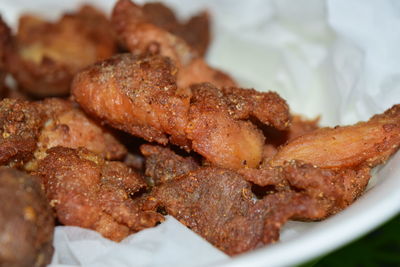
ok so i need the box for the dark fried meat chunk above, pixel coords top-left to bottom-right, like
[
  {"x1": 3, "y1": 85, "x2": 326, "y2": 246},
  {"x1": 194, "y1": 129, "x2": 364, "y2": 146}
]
[
  {"x1": 0, "y1": 98, "x2": 44, "y2": 166},
  {"x1": 34, "y1": 98, "x2": 126, "y2": 162},
  {"x1": 37, "y1": 147, "x2": 163, "y2": 241},
  {"x1": 272, "y1": 104, "x2": 400, "y2": 169},
  {"x1": 0, "y1": 97, "x2": 127, "y2": 170},
  {"x1": 140, "y1": 144, "x2": 199, "y2": 185},
  {"x1": 239, "y1": 161, "x2": 371, "y2": 218},
  {"x1": 112, "y1": 0, "x2": 234, "y2": 88},
  {"x1": 72, "y1": 54, "x2": 289, "y2": 168},
  {"x1": 5, "y1": 5, "x2": 117, "y2": 97},
  {"x1": 0, "y1": 167, "x2": 54, "y2": 267},
  {"x1": 143, "y1": 167, "x2": 325, "y2": 255}
]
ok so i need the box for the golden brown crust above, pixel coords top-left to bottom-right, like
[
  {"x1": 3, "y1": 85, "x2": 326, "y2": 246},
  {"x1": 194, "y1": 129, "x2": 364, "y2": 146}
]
[
  {"x1": 187, "y1": 83, "x2": 266, "y2": 168},
  {"x1": 0, "y1": 167, "x2": 54, "y2": 267},
  {"x1": 112, "y1": 0, "x2": 235, "y2": 88},
  {"x1": 0, "y1": 98, "x2": 44, "y2": 166},
  {"x1": 5, "y1": 5, "x2": 117, "y2": 97},
  {"x1": 72, "y1": 53, "x2": 190, "y2": 146},
  {"x1": 272, "y1": 104, "x2": 400, "y2": 169},
  {"x1": 34, "y1": 98, "x2": 127, "y2": 162},
  {"x1": 37, "y1": 147, "x2": 163, "y2": 241}
]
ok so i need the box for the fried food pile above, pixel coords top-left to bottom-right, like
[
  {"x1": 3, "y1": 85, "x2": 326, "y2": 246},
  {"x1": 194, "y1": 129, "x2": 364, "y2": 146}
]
[{"x1": 1, "y1": 0, "x2": 399, "y2": 258}]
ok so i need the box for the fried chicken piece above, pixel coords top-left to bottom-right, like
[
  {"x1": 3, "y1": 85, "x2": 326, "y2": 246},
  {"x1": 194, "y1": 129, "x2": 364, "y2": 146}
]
[
  {"x1": 0, "y1": 167, "x2": 54, "y2": 267},
  {"x1": 37, "y1": 147, "x2": 163, "y2": 241},
  {"x1": 241, "y1": 107, "x2": 400, "y2": 219},
  {"x1": 112, "y1": 0, "x2": 234, "y2": 88},
  {"x1": 239, "y1": 161, "x2": 371, "y2": 218},
  {"x1": 142, "y1": 2, "x2": 210, "y2": 56},
  {"x1": 187, "y1": 83, "x2": 266, "y2": 168},
  {"x1": 0, "y1": 98, "x2": 44, "y2": 166},
  {"x1": 72, "y1": 54, "x2": 289, "y2": 168},
  {"x1": 33, "y1": 98, "x2": 126, "y2": 163},
  {"x1": 72, "y1": 53, "x2": 190, "y2": 146},
  {"x1": 272, "y1": 105, "x2": 400, "y2": 169},
  {"x1": 5, "y1": 5, "x2": 117, "y2": 97},
  {"x1": 140, "y1": 144, "x2": 199, "y2": 185},
  {"x1": 143, "y1": 167, "x2": 325, "y2": 255},
  {"x1": 0, "y1": 97, "x2": 127, "y2": 170}
]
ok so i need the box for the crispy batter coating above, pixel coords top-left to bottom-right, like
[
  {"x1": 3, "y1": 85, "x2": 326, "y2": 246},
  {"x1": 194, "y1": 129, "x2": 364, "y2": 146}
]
[
  {"x1": 0, "y1": 167, "x2": 54, "y2": 267},
  {"x1": 37, "y1": 147, "x2": 163, "y2": 241},
  {"x1": 187, "y1": 83, "x2": 266, "y2": 168},
  {"x1": 143, "y1": 167, "x2": 325, "y2": 255},
  {"x1": 72, "y1": 53, "x2": 190, "y2": 146},
  {"x1": 34, "y1": 98, "x2": 126, "y2": 162},
  {"x1": 142, "y1": 2, "x2": 210, "y2": 56},
  {"x1": 239, "y1": 161, "x2": 371, "y2": 218},
  {"x1": 221, "y1": 86, "x2": 290, "y2": 130},
  {"x1": 0, "y1": 97, "x2": 126, "y2": 170},
  {"x1": 272, "y1": 105, "x2": 400, "y2": 169},
  {"x1": 112, "y1": 0, "x2": 234, "y2": 88},
  {"x1": 72, "y1": 54, "x2": 289, "y2": 168},
  {"x1": 6, "y1": 5, "x2": 117, "y2": 97},
  {"x1": 140, "y1": 144, "x2": 199, "y2": 185},
  {"x1": 0, "y1": 98, "x2": 44, "y2": 166}
]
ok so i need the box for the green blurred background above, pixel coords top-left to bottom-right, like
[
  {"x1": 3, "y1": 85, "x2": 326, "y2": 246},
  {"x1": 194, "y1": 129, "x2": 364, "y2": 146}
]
[{"x1": 301, "y1": 213, "x2": 400, "y2": 266}]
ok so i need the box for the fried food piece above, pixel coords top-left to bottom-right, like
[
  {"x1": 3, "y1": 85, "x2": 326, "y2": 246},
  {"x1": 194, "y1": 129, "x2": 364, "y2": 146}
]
[
  {"x1": 0, "y1": 98, "x2": 44, "y2": 166},
  {"x1": 112, "y1": 0, "x2": 234, "y2": 88},
  {"x1": 34, "y1": 98, "x2": 126, "y2": 162},
  {"x1": 0, "y1": 167, "x2": 54, "y2": 267},
  {"x1": 221, "y1": 86, "x2": 290, "y2": 130},
  {"x1": 143, "y1": 167, "x2": 325, "y2": 255},
  {"x1": 142, "y1": 2, "x2": 210, "y2": 56},
  {"x1": 140, "y1": 144, "x2": 199, "y2": 185},
  {"x1": 37, "y1": 147, "x2": 163, "y2": 241},
  {"x1": 239, "y1": 161, "x2": 371, "y2": 218},
  {"x1": 72, "y1": 54, "x2": 289, "y2": 168},
  {"x1": 0, "y1": 17, "x2": 11, "y2": 97},
  {"x1": 72, "y1": 53, "x2": 190, "y2": 146},
  {"x1": 272, "y1": 105, "x2": 400, "y2": 169},
  {"x1": 187, "y1": 83, "x2": 266, "y2": 168},
  {"x1": 6, "y1": 5, "x2": 117, "y2": 97},
  {"x1": 0, "y1": 97, "x2": 126, "y2": 170}
]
